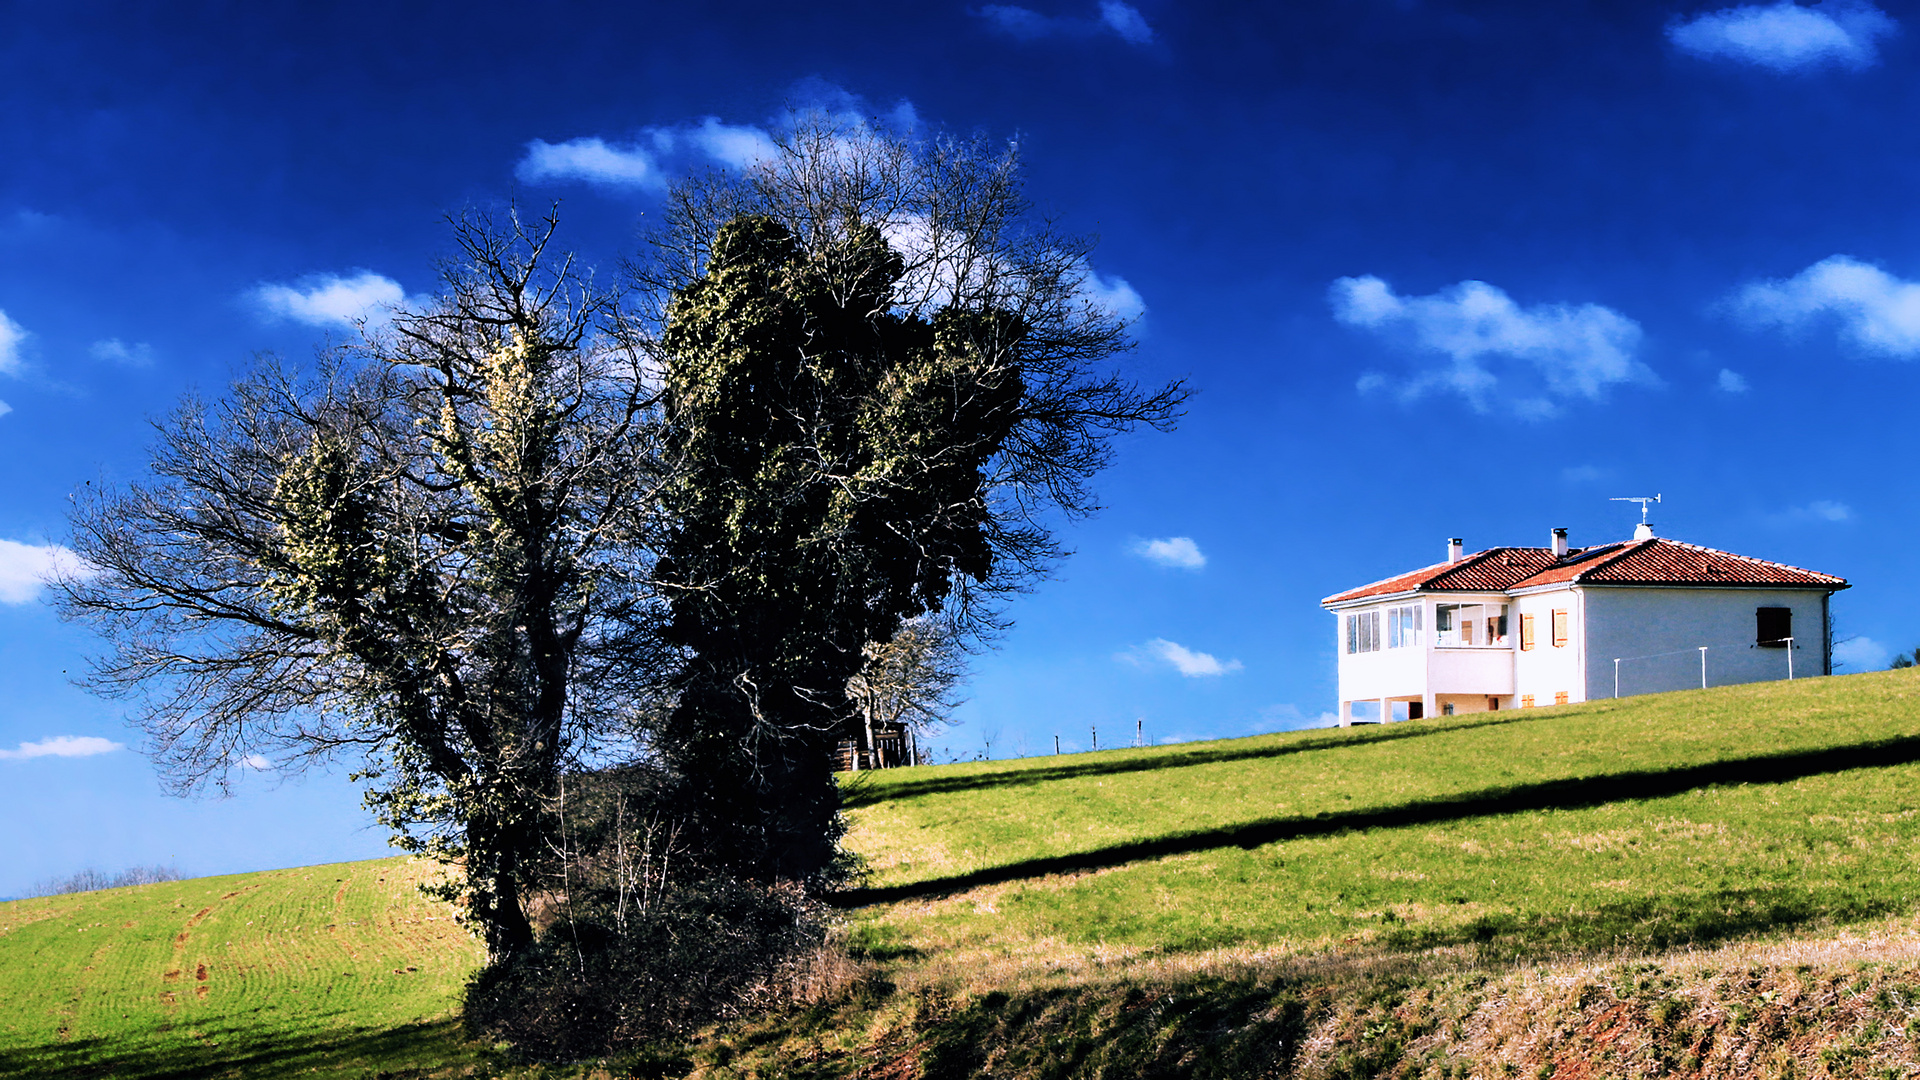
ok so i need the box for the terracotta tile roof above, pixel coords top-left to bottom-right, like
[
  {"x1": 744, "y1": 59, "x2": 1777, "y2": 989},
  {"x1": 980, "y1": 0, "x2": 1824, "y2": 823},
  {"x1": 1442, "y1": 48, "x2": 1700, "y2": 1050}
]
[
  {"x1": 1323, "y1": 537, "x2": 1846, "y2": 607},
  {"x1": 1322, "y1": 547, "x2": 1560, "y2": 604},
  {"x1": 1511, "y1": 537, "x2": 1848, "y2": 591}
]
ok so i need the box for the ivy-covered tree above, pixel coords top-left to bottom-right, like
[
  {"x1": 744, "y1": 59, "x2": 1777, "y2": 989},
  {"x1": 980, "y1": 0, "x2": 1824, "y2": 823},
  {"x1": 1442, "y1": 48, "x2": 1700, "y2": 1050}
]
[
  {"x1": 56, "y1": 209, "x2": 668, "y2": 962},
  {"x1": 647, "y1": 119, "x2": 1186, "y2": 883}
]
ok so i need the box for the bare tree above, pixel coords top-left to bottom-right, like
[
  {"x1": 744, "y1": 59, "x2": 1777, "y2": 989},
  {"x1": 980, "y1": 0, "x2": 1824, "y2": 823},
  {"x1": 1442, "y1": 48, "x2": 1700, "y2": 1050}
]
[
  {"x1": 845, "y1": 614, "x2": 968, "y2": 767},
  {"x1": 54, "y1": 207, "x2": 672, "y2": 962}
]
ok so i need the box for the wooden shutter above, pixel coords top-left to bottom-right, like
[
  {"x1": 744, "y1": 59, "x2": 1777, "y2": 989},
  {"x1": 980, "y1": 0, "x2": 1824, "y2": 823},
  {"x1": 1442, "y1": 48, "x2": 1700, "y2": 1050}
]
[
  {"x1": 1552, "y1": 609, "x2": 1569, "y2": 648},
  {"x1": 1756, "y1": 607, "x2": 1791, "y2": 649},
  {"x1": 1520, "y1": 613, "x2": 1535, "y2": 651}
]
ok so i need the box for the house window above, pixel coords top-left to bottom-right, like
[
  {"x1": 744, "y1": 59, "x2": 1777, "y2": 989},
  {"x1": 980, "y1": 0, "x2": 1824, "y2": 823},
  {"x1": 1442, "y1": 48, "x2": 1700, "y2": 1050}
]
[
  {"x1": 1387, "y1": 604, "x2": 1422, "y2": 649},
  {"x1": 1756, "y1": 607, "x2": 1792, "y2": 649},
  {"x1": 1345, "y1": 610, "x2": 1381, "y2": 654},
  {"x1": 1554, "y1": 690, "x2": 1569, "y2": 705},
  {"x1": 1551, "y1": 609, "x2": 1569, "y2": 648},
  {"x1": 1436, "y1": 603, "x2": 1510, "y2": 647},
  {"x1": 1520, "y1": 614, "x2": 1536, "y2": 651},
  {"x1": 1521, "y1": 694, "x2": 1535, "y2": 708}
]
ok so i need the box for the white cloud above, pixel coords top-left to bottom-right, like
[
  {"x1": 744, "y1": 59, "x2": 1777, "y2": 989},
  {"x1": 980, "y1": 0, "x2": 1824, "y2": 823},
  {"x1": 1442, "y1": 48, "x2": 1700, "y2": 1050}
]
[
  {"x1": 1561, "y1": 464, "x2": 1608, "y2": 484},
  {"x1": 0, "y1": 539, "x2": 90, "y2": 603},
  {"x1": 252, "y1": 271, "x2": 412, "y2": 329},
  {"x1": 1099, "y1": 1, "x2": 1155, "y2": 43},
  {"x1": 979, "y1": 3, "x2": 1156, "y2": 45},
  {"x1": 1669, "y1": 1, "x2": 1895, "y2": 71},
  {"x1": 1717, "y1": 368, "x2": 1750, "y2": 392},
  {"x1": 236, "y1": 753, "x2": 271, "y2": 771},
  {"x1": 0, "y1": 400, "x2": 11, "y2": 419},
  {"x1": 1731, "y1": 255, "x2": 1920, "y2": 356},
  {"x1": 1833, "y1": 635, "x2": 1892, "y2": 670},
  {"x1": 90, "y1": 338, "x2": 153, "y2": 368},
  {"x1": 0, "y1": 735, "x2": 124, "y2": 761},
  {"x1": 1257, "y1": 703, "x2": 1341, "y2": 731},
  {"x1": 1130, "y1": 536, "x2": 1206, "y2": 569},
  {"x1": 1770, "y1": 499, "x2": 1853, "y2": 525},
  {"x1": 684, "y1": 118, "x2": 779, "y2": 170},
  {"x1": 1080, "y1": 267, "x2": 1147, "y2": 322},
  {"x1": 1332, "y1": 275, "x2": 1652, "y2": 418},
  {"x1": 1122, "y1": 638, "x2": 1243, "y2": 677},
  {"x1": 516, "y1": 137, "x2": 665, "y2": 190},
  {"x1": 0, "y1": 308, "x2": 28, "y2": 376}
]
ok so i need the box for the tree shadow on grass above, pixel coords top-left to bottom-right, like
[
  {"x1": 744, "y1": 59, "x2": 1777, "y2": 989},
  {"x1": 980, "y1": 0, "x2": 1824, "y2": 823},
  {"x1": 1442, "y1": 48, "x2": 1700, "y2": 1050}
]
[
  {"x1": 834, "y1": 734, "x2": 1920, "y2": 906},
  {"x1": 839, "y1": 710, "x2": 1551, "y2": 809},
  {"x1": 1384, "y1": 885, "x2": 1908, "y2": 962},
  {"x1": 0, "y1": 1016, "x2": 484, "y2": 1080}
]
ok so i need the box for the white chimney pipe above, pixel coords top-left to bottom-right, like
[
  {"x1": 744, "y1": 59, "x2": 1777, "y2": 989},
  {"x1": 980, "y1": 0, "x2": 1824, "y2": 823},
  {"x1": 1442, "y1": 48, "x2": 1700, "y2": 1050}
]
[
  {"x1": 1447, "y1": 537, "x2": 1464, "y2": 563},
  {"x1": 1634, "y1": 521, "x2": 1655, "y2": 540},
  {"x1": 1551, "y1": 527, "x2": 1568, "y2": 557}
]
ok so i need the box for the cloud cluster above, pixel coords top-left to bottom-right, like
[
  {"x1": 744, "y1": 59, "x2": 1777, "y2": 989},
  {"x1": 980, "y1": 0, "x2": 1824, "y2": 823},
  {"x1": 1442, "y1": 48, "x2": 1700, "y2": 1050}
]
[
  {"x1": 1129, "y1": 536, "x2": 1205, "y2": 569},
  {"x1": 0, "y1": 539, "x2": 89, "y2": 604},
  {"x1": 1716, "y1": 368, "x2": 1750, "y2": 392},
  {"x1": 90, "y1": 338, "x2": 154, "y2": 368},
  {"x1": 1833, "y1": 635, "x2": 1891, "y2": 670},
  {"x1": 1333, "y1": 275, "x2": 1652, "y2": 418},
  {"x1": 1669, "y1": 1, "x2": 1895, "y2": 71},
  {"x1": 0, "y1": 308, "x2": 25, "y2": 377},
  {"x1": 517, "y1": 117, "x2": 782, "y2": 191},
  {"x1": 252, "y1": 271, "x2": 413, "y2": 329},
  {"x1": 979, "y1": 2, "x2": 1155, "y2": 45},
  {"x1": 0, "y1": 735, "x2": 123, "y2": 761},
  {"x1": 1731, "y1": 255, "x2": 1920, "y2": 356},
  {"x1": 516, "y1": 89, "x2": 913, "y2": 193},
  {"x1": 1123, "y1": 638, "x2": 1242, "y2": 677},
  {"x1": 1772, "y1": 499, "x2": 1853, "y2": 524}
]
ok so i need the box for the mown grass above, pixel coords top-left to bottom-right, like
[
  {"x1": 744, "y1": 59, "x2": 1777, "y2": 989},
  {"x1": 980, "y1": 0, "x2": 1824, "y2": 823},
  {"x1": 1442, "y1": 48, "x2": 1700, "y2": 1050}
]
[
  {"x1": 0, "y1": 856, "x2": 486, "y2": 1079},
  {"x1": 840, "y1": 669, "x2": 1920, "y2": 980}
]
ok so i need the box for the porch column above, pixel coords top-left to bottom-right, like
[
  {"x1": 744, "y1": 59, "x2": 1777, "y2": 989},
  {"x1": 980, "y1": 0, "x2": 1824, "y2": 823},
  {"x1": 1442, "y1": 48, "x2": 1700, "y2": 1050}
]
[
  {"x1": 1421, "y1": 691, "x2": 1436, "y2": 721},
  {"x1": 1378, "y1": 696, "x2": 1392, "y2": 724},
  {"x1": 1339, "y1": 700, "x2": 1352, "y2": 728}
]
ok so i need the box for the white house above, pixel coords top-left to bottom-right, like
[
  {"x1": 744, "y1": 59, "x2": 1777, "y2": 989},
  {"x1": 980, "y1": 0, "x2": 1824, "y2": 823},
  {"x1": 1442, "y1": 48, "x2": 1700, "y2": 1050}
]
[{"x1": 1321, "y1": 526, "x2": 1848, "y2": 724}]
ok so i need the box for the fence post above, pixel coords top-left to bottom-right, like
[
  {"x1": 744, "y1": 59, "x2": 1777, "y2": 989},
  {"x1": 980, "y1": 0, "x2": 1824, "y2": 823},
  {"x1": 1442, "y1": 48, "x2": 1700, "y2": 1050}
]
[
  {"x1": 1785, "y1": 636, "x2": 1794, "y2": 680},
  {"x1": 1699, "y1": 646, "x2": 1708, "y2": 689},
  {"x1": 1614, "y1": 657, "x2": 1620, "y2": 699}
]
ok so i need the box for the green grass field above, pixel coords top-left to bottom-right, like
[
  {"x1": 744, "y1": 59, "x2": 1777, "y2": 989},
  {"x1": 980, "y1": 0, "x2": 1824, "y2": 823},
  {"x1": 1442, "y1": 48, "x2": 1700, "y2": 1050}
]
[
  {"x1": 840, "y1": 669, "x2": 1920, "y2": 981},
  {"x1": 7, "y1": 668, "x2": 1920, "y2": 1077},
  {"x1": 0, "y1": 857, "x2": 485, "y2": 1079}
]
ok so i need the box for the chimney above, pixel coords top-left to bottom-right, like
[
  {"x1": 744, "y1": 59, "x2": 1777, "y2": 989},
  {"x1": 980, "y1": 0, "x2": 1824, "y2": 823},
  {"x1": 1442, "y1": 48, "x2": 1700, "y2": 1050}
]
[
  {"x1": 1447, "y1": 537, "x2": 1464, "y2": 563},
  {"x1": 1551, "y1": 527, "x2": 1568, "y2": 557},
  {"x1": 1634, "y1": 521, "x2": 1655, "y2": 541}
]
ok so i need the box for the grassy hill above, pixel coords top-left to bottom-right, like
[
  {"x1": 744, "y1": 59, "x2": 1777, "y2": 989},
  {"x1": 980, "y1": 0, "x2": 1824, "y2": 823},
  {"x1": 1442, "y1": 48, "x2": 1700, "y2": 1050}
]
[
  {"x1": 0, "y1": 857, "x2": 485, "y2": 1079},
  {"x1": 8, "y1": 669, "x2": 1920, "y2": 1077}
]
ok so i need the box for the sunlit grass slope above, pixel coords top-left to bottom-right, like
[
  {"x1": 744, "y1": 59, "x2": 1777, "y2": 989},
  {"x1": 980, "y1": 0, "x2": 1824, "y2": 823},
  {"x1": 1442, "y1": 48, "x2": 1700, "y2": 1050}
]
[
  {"x1": 842, "y1": 669, "x2": 1920, "y2": 977},
  {"x1": 0, "y1": 856, "x2": 485, "y2": 1079}
]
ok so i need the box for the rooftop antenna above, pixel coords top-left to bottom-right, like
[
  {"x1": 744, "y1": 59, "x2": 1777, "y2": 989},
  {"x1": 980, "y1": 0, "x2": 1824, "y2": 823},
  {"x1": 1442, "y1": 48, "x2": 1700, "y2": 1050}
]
[{"x1": 1610, "y1": 494, "x2": 1661, "y2": 539}]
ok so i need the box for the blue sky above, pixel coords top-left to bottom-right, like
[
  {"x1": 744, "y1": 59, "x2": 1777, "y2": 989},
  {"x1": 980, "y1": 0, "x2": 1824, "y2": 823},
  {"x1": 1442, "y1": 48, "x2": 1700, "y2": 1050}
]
[{"x1": 3, "y1": 0, "x2": 1918, "y2": 894}]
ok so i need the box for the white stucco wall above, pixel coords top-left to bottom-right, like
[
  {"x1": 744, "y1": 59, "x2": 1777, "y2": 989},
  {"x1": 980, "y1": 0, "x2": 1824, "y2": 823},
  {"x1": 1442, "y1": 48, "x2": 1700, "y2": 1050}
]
[
  {"x1": 1334, "y1": 595, "x2": 1515, "y2": 710},
  {"x1": 1579, "y1": 586, "x2": 1827, "y2": 700},
  {"x1": 1513, "y1": 587, "x2": 1585, "y2": 705},
  {"x1": 1333, "y1": 601, "x2": 1429, "y2": 703}
]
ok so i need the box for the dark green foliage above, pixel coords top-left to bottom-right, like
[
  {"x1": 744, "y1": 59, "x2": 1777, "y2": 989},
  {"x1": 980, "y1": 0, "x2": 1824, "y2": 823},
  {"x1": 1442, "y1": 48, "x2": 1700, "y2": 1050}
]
[
  {"x1": 654, "y1": 216, "x2": 1023, "y2": 883},
  {"x1": 1891, "y1": 648, "x2": 1918, "y2": 669}
]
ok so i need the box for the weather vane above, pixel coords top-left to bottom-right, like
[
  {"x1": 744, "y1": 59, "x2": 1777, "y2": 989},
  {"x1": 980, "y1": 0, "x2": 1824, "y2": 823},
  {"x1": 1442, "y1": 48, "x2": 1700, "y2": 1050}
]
[{"x1": 1610, "y1": 494, "x2": 1661, "y2": 526}]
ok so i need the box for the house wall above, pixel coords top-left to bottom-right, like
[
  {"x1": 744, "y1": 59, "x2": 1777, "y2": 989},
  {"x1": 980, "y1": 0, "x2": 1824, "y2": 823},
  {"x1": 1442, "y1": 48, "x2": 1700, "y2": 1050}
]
[
  {"x1": 1579, "y1": 586, "x2": 1827, "y2": 700},
  {"x1": 1513, "y1": 587, "x2": 1586, "y2": 705},
  {"x1": 1335, "y1": 595, "x2": 1515, "y2": 715},
  {"x1": 1334, "y1": 602, "x2": 1429, "y2": 704}
]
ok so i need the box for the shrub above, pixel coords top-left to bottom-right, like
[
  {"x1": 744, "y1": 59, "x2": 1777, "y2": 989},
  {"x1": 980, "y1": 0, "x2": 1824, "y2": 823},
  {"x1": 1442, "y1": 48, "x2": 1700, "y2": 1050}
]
[{"x1": 462, "y1": 876, "x2": 831, "y2": 1060}]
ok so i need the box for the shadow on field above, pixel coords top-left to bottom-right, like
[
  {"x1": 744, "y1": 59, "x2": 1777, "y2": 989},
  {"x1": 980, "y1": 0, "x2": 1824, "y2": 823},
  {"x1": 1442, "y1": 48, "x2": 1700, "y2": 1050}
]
[
  {"x1": 0, "y1": 1016, "x2": 472, "y2": 1080},
  {"x1": 1383, "y1": 884, "x2": 1907, "y2": 960},
  {"x1": 840, "y1": 710, "x2": 1552, "y2": 809},
  {"x1": 834, "y1": 733, "x2": 1920, "y2": 906}
]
